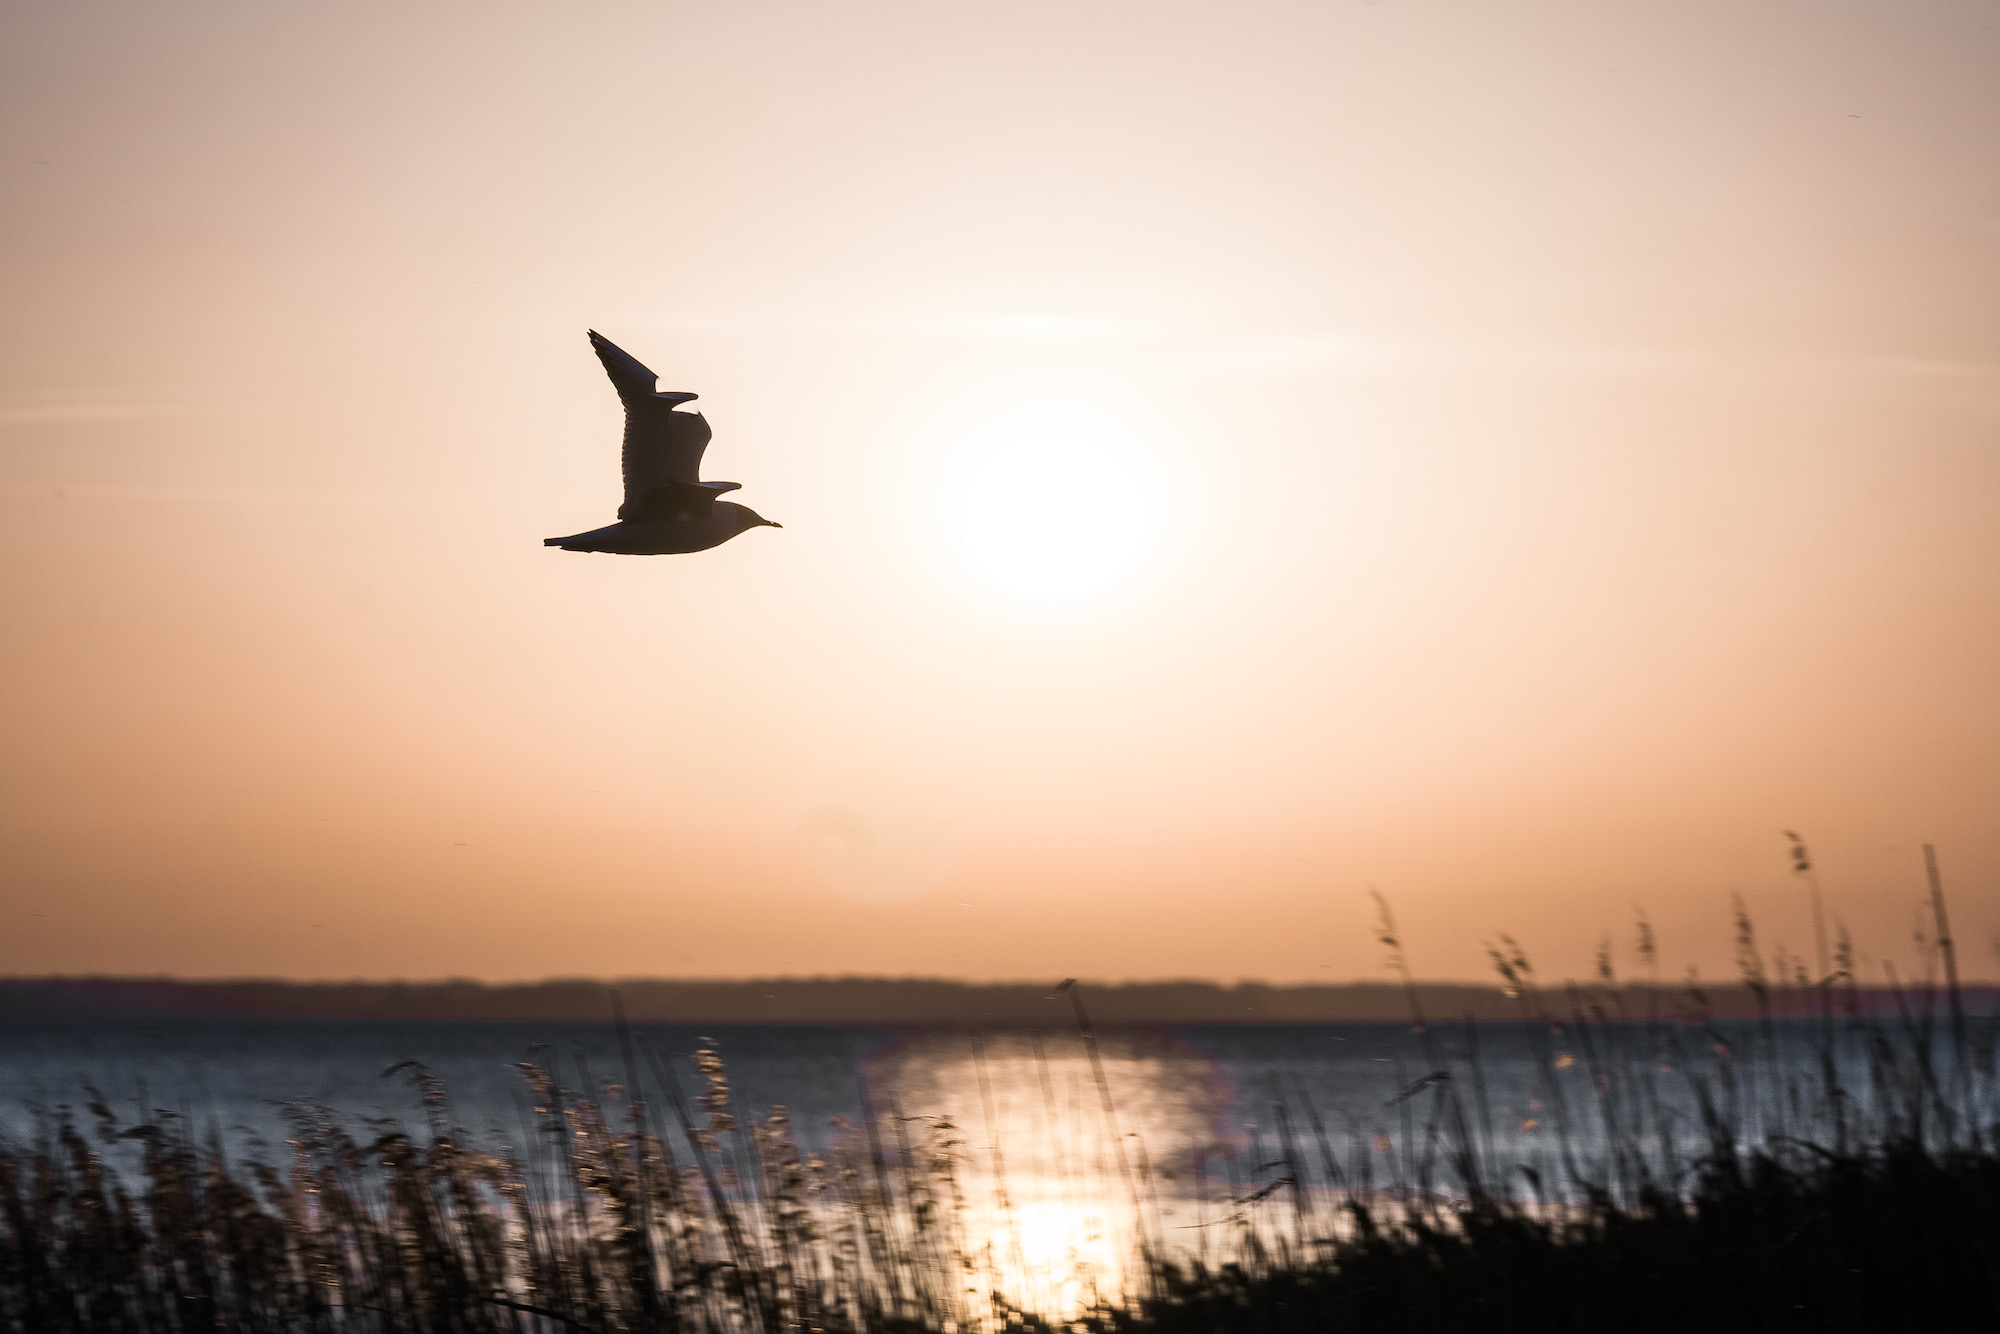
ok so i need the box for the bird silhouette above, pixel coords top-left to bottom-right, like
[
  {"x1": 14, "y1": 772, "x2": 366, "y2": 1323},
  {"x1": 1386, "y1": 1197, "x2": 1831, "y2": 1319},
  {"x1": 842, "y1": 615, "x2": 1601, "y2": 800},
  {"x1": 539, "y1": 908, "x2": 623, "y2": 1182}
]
[{"x1": 544, "y1": 331, "x2": 781, "y2": 554}]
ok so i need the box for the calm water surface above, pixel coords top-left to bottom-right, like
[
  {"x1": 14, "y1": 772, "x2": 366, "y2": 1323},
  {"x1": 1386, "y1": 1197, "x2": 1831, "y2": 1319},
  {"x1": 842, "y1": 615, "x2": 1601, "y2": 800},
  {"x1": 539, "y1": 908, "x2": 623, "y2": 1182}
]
[
  {"x1": 2, "y1": 1014, "x2": 1967, "y2": 1313},
  {"x1": 0, "y1": 1014, "x2": 1889, "y2": 1163}
]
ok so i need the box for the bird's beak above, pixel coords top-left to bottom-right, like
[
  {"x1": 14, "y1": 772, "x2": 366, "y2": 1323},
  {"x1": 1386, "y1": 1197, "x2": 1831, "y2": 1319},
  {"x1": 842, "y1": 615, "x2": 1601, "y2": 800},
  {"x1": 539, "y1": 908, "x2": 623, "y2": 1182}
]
[{"x1": 765, "y1": 520, "x2": 783, "y2": 528}]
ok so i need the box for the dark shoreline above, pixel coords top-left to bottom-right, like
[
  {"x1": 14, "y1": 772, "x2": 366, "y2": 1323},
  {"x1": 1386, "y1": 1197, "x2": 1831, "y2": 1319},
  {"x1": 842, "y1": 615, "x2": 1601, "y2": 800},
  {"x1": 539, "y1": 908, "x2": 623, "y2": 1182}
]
[{"x1": 4, "y1": 974, "x2": 1989, "y2": 1026}]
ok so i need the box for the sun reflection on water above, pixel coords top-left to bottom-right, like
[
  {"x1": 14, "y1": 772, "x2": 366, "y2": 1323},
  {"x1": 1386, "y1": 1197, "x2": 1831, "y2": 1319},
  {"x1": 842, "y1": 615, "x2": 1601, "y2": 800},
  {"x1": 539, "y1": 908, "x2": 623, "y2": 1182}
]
[
  {"x1": 979, "y1": 1198, "x2": 1125, "y2": 1319},
  {"x1": 868, "y1": 1030, "x2": 1227, "y2": 1318}
]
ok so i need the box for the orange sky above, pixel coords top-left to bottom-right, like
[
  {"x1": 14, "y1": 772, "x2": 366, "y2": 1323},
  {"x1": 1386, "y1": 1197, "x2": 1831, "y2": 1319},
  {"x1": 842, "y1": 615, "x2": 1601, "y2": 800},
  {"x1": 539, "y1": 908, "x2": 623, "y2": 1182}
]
[{"x1": 3, "y1": 1, "x2": 1995, "y2": 986}]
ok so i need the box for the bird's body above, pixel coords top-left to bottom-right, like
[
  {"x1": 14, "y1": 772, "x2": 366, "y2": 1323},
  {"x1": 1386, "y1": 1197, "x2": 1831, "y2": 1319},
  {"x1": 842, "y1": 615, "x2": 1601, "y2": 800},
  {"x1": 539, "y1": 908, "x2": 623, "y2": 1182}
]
[
  {"x1": 544, "y1": 502, "x2": 775, "y2": 554},
  {"x1": 544, "y1": 331, "x2": 779, "y2": 554}
]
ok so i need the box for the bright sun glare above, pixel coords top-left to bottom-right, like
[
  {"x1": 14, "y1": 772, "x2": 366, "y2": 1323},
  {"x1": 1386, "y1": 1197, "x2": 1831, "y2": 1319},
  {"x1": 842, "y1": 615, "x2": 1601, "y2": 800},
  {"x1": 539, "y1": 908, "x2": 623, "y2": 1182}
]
[{"x1": 953, "y1": 405, "x2": 1153, "y2": 601}]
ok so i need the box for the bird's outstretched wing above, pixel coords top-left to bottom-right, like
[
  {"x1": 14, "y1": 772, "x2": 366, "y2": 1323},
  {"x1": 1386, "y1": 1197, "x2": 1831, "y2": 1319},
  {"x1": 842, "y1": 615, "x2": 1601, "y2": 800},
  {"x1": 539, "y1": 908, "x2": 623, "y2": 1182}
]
[
  {"x1": 623, "y1": 478, "x2": 742, "y2": 522},
  {"x1": 587, "y1": 331, "x2": 718, "y2": 519},
  {"x1": 589, "y1": 329, "x2": 664, "y2": 404},
  {"x1": 619, "y1": 411, "x2": 717, "y2": 519}
]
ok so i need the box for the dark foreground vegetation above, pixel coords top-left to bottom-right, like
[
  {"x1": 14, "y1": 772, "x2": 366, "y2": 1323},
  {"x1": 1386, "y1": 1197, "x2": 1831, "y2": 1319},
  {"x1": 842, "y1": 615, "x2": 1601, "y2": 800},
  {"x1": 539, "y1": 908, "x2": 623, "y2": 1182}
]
[
  {"x1": 3, "y1": 896, "x2": 1997, "y2": 1331},
  {"x1": 1130, "y1": 1146, "x2": 2000, "y2": 1332}
]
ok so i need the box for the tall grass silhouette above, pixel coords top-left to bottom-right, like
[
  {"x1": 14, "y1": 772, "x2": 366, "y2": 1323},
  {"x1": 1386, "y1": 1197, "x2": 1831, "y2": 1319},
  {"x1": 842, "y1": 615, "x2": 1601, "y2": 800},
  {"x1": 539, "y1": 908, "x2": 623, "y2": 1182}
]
[{"x1": 2, "y1": 878, "x2": 1996, "y2": 1331}]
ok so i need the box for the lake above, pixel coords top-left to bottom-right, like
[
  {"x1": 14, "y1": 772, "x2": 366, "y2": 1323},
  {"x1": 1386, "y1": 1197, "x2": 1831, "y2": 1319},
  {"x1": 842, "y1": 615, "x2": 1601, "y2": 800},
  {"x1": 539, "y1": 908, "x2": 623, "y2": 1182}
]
[{"x1": 1, "y1": 1012, "x2": 1981, "y2": 1314}]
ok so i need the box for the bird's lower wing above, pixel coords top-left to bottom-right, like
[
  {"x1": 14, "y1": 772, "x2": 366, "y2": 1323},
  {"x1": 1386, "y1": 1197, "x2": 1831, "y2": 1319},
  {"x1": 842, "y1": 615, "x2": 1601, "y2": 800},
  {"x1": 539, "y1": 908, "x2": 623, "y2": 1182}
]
[{"x1": 623, "y1": 478, "x2": 741, "y2": 521}]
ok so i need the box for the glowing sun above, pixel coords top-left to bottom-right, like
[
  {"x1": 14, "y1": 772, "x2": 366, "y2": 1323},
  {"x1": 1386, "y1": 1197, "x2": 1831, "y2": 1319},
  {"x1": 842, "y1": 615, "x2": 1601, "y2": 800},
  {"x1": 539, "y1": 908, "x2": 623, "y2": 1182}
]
[{"x1": 952, "y1": 406, "x2": 1153, "y2": 601}]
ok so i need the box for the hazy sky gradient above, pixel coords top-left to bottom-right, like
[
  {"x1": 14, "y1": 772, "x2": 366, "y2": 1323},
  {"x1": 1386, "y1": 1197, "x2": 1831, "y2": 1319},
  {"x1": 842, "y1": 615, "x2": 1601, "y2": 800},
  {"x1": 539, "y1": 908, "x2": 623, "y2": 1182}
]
[{"x1": 3, "y1": 0, "x2": 1996, "y2": 984}]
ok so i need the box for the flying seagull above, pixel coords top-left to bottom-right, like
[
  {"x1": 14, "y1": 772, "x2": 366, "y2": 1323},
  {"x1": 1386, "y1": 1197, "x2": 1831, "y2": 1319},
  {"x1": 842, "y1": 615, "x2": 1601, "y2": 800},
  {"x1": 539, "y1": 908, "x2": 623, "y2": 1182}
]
[{"x1": 544, "y1": 331, "x2": 781, "y2": 554}]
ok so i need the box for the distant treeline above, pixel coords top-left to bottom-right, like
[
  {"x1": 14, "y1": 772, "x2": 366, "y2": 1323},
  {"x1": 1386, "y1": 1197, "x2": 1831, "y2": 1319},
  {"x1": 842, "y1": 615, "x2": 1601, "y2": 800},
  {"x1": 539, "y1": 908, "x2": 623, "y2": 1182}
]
[{"x1": 2, "y1": 975, "x2": 1980, "y2": 1025}]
